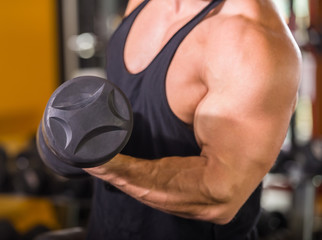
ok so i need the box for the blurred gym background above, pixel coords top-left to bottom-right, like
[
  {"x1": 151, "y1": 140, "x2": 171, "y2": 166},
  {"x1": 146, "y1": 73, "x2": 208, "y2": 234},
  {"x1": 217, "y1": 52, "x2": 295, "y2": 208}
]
[{"x1": 0, "y1": 0, "x2": 321, "y2": 239}]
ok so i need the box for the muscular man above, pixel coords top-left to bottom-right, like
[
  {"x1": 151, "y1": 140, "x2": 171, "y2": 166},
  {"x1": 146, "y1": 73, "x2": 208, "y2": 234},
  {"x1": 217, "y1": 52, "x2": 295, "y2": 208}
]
[{"x1": 84, "y1": 0, "x2": 301, "y2": 239}]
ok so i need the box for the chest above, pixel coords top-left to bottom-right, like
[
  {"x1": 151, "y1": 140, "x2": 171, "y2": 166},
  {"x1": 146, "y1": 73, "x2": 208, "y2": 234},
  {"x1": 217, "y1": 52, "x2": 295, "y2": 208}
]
[{"x1": 123, "y1": 2, "x2": 210, "y2": 125}]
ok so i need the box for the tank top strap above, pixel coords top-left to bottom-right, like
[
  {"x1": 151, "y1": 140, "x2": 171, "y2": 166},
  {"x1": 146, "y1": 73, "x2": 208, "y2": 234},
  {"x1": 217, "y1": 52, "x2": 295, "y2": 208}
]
[
  {"x1": 113, "y1": 0, "x2": 224, "y2": 78},
  {"x1": 169, "y1": 0, "x2": 223, "y2": 47},
  {"x1": 145, "y1": 0, "x2": 224, "y2": 75}
]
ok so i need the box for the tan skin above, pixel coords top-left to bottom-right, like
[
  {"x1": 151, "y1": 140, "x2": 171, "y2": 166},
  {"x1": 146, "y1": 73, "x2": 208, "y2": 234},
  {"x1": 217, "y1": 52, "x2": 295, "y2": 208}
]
[{"x1": 84, "y1": 0, "x2": 301, "y2": 224}]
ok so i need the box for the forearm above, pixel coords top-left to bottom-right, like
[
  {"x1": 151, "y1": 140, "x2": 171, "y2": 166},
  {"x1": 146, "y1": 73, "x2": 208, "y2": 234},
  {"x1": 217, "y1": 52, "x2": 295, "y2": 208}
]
[{"x1": 84, "y1": 154, "x2": 234, "y2": 224}]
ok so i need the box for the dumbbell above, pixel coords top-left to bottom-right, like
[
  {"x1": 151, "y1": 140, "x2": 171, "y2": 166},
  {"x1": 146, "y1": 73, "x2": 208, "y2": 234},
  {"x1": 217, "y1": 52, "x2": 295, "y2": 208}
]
[
  {"x1": 13, "y1": 150, "x2": 51, "y2": 195},
  {"x1": 0, "y1": 147, "x2": 12, "y2": 192},
  {"x1": 36, "y1": 76, "x2": 133, "y2": 178}
]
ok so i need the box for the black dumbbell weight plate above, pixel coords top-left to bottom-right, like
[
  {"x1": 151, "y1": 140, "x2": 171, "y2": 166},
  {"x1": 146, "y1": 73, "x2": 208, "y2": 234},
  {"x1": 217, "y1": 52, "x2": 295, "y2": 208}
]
[{"x1": 37, "y1": 76, "x2": 133, "y2": 177}]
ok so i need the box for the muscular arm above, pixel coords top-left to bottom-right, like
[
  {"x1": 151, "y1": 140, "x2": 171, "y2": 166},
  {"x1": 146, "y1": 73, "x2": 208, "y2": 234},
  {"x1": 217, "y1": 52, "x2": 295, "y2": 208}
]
[{"x1": 84, "y1": 14, "x2": 301, "y2": 224}]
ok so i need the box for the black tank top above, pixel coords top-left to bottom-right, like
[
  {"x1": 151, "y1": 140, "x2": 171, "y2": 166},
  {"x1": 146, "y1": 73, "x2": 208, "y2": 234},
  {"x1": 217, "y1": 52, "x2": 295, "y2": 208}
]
[{"x1": 87, "y1": 0, "x2": 261, "y2": 239}]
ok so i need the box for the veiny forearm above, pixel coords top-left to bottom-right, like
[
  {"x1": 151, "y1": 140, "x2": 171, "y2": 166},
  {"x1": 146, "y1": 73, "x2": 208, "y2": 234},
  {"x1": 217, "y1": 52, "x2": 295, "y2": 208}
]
[{"x1": 84, "y1": 154, "x2": 233, "y2": 223}]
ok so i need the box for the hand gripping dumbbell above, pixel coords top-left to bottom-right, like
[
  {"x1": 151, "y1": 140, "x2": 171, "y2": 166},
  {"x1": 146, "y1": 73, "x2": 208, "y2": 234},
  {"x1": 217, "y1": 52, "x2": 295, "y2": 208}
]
[{"x1": 36, "y1": 76, "x2": 133, "y2": 178}]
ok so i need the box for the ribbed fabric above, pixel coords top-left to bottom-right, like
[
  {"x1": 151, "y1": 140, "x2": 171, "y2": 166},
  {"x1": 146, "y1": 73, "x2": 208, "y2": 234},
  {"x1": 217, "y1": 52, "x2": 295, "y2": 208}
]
[{"x1": 87, "y1": 0, "x2": 261, "y2": 239}]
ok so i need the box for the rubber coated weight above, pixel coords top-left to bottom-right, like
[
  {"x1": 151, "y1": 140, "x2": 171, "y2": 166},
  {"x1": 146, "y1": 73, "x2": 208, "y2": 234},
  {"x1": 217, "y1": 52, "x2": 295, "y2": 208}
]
[{"x1": 37, "y1": 76, "x2": 133, "y2": 178}]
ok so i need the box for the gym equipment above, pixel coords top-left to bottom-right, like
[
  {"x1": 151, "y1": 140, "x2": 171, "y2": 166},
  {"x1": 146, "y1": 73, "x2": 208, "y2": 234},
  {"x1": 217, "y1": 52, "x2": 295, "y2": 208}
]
[
  {"x1": 34, "y1": 227, "x2": 85, "y2": 240},
  {"x1": 0, "y1": 147, "x2": 12, "y2": 192},
  {"x1": 13, "y1": 150, "x2": 50, "y2": 195},
  {"x1": 37, "y1": 76, "x2": 133, "y2": 178},
  {"x1": 22, "y1": 224, "x2": 50, "y2": 240},
  {"x1": 257, "y1": 210, "x2": 288, "y2": 238},
  {"x1": 0, "y1": 219, "x2": 20, "y2": 240},
  {"x1": 0, "y1": 218, "x2": 20, "y2": 240}
]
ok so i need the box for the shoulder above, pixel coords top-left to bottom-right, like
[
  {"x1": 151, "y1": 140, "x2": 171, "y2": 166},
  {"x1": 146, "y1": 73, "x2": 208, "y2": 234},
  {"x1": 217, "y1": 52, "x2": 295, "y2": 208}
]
[
  {"x1": 201, "y1": 0, "x2": 301, "y2": 108},
  {"x1": 205, "y1": 0, "x2": 302, "y2": 68}
]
